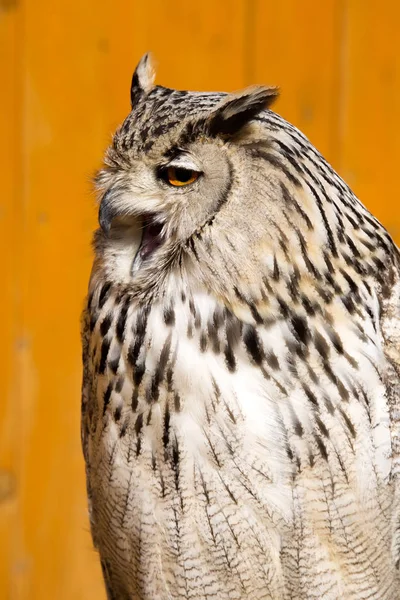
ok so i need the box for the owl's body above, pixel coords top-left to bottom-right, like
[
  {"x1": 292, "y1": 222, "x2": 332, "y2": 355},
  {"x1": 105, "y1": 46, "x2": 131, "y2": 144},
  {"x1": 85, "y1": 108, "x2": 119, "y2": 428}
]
[{"x1": 82, "y1": 56, "x2": 400, "y2": 599}]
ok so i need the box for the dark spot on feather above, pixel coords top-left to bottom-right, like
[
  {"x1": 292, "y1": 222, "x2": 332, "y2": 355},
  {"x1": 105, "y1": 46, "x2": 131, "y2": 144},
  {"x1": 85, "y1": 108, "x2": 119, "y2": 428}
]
[
  {"x1": 200, "y1": 332, "x2": 208, "y2": 352},
  {"x1": 340, "y1": 269, "x2": 359, "y2": 296},
  {"x1": 98, "y1": 281, "x2": 112, "y2": 309},
  {"x1": 323, "y1": 361, "x2": 338, "y2": 385},
  {"x1": 287, "y1": 274, "x2": 300, "y2": 302},
  {"x1": 316, "y1": 286, "x2": 334, "y2": 303},
  {"x1": 163, "y1": 305, "x2": 175, "y2": 326},
  {"x1": 342, "y1": 295, "x2": 356, "y2": 314},
  {"x1": 100, "y1": 313, "x2": 112, "y2": 337},
  {"x1": 131, "y1": 388, "x2": 139, "y2": 412},
  {"x1": 345, "y1": 352, "x2": 358, "y2": 369},
  {"x1": 224, "y1": 346, "x2": 236, "y2": 372},
  {"x1": 303, "y1": 383, "x2": 318, "y2": 406},
  {"x1": 128, "y1": 339, "x2": 142, "y2": 367},
  {"x1": 316, "y1": 415, "x2": 329, "y2": 438},
  {"x1": 363, "y1": 281, "x2": 371, "y2": 295},
  {"x1": 327, "y1": 329, "x2": 344, "y2": 354},
  {"x1": 324, "y1": 397, "x2": 335, "y2": 415},
  {"x1": 163, "y1": 403, "x2": 170, "y2": 449},
  {"x1": 213, "y1": 307, "x2": 225, "y2": 329},
  {"x1": 189, "y1": 298, "x2": 197, "y2": 317},
  {"x1": 150, "y1": 334, "x2": 172, "y2": 401},
  {"x1": 89, "y1": 313, "x2": 98, "y2": 332},
  {"x1": 115, "y1": 376, "x2": 124, "y2": 393},
  {"x1": 103, "y1": 383, "x2": 113, "y2": 415},
  {"x1": 114, "y1": 405, "x2": 122, "y2": 422},
  {"x1": 243, "y1": 325, "x2": 264, "y2": 365},
  {"x1": 266, "y1": 351, "x2": 279, "y2": 370},
  {"x1": 116, "y1": 298, "x2": 130, "y2": 343},
  {"x1": 273, "y1": 255, "x2": 280, "y2": 281},
  {"x1": 166, "y1": 366, "x2": 174, "y2": 391},
  {"x1": 291, "y1": 315, "x2": 311, "y2": 346},
  {"x1": 134, "y1": 412, "x2": 143, "y2": 437},
  {"x1": 277, "y1": 296, "x2": 290, "y2": 318},
  {"x1": 87, "y1": 291, "x2": 94, "y2": 310},
  {"x1": 171, "y1": 438, "x2": 180, "y2": 488},
  {"x1": 301, "y1": 295, "x2": 316, "y2": 316},
  {"x1": 207, "y1": 319, "x2": 220, "y2": 353},
  {"x1": 174, "y1": 392, "x2": 181, "y2": 412},
  {"x1": 323, "y1": 252, "x2": 335, "y2": 274},
  {"x1": 120, "y1": 419, "x2": 129, "y2": 437},
  {"x1": 315, "y1": 434, "x2": 328, "y2": 460},
  {"x1": 339, "y1": 407, "x2": 356, "y2": 438},
  {"x1": 293, "y1": 418, "x2": 304, "y2": 437},
  {"x1": 314, "y1": 331, "x2": 330, "y2": 361},
  {"x1": 337, "y1": 379, "x2": 350, "y2": 402},
  {"x1": 135, "y1": 304, "x2": 150, "y2": 337},
  {"x1": 226, "y1": 312, "x2": 242, "y2": 347},
  {"x1": 99, "y1": 338, "x2": 111, "y2": 375},
  {"x1": 248, "y1": 302, "x2": 263, "y2": 324},
  {"x1": 134, "y1": 362, "x2": 145, "y2": 387}
]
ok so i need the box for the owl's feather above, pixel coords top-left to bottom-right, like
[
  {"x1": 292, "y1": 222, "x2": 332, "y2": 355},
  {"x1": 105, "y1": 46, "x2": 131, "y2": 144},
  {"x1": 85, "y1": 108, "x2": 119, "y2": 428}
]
[{"x1": 82, "y1": 57, "x2": 400, "y2": 599}]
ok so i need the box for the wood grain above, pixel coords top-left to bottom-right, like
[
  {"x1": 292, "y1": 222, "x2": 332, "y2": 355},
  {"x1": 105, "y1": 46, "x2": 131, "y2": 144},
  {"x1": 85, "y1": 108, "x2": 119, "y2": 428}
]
[
  {"x1": 0, "y1": 2, "x2": 21, "y2": 598},
  {"x1": 336, "y1": 0, "x2": 400, "y2": 240}
]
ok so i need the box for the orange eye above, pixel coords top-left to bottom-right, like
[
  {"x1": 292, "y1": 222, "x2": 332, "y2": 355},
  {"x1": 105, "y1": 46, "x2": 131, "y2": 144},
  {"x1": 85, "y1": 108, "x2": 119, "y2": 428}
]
[{"x1": 165, "y1": 166, "x2": 200, "y2": 187}]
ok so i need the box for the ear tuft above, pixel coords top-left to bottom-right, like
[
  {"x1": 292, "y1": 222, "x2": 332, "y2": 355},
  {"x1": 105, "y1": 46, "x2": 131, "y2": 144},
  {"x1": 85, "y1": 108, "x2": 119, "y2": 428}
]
[
  {"x1": 130, "y1": 53, "x2": 156, "y2": 107},
  {"x1": 207, "y1": 86, "x2": 279, "y2": 136}
]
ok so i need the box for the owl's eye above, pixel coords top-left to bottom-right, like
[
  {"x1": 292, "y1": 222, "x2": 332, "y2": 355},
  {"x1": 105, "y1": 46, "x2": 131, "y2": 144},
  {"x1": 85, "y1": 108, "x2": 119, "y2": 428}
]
[{"x1": 161, "y1": 166, "x2": 200, "y2": 187}]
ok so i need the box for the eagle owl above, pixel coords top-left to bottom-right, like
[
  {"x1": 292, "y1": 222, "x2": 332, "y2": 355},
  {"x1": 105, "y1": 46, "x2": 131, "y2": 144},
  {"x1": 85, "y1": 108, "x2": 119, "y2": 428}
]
[{"x1": 81, "y1": 54, "x2": 400, "y2": 599}]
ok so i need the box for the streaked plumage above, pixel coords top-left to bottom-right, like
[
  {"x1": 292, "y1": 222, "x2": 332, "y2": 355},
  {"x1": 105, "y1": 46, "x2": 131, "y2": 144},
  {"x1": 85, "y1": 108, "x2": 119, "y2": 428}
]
[{"x1": 82, "y1": 54, "x2": 400, "y2": 599}]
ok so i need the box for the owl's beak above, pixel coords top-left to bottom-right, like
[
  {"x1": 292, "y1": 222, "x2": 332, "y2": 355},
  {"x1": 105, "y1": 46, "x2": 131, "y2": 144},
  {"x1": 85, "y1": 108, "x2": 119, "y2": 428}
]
[{"x1": 98, "y1": 190, "x2": 117, "y2": 233}]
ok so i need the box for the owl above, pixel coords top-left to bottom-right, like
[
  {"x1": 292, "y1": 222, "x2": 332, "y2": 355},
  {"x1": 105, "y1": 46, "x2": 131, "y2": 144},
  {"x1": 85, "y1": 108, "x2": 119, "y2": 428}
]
[{"x1": 81, "y1": 54, "x2": 400, "y2": 600}]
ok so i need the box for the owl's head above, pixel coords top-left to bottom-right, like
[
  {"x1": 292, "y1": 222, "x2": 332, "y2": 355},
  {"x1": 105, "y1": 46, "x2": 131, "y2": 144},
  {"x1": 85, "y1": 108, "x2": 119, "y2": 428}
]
[
  {"x1": 95, "y1": 54, "x2": 285, "y2": 287},
  {"x1": 95, "y1": 54, "x2": 379, "y2": 301}
]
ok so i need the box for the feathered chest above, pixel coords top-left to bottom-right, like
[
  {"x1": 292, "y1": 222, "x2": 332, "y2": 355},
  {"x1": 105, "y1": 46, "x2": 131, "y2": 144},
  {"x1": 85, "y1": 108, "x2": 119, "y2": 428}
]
[
  {"x1": 83, "y1": 278, "x2": 392, "y2": 492},
  {"x1": 81, "y1": 276, "x2": 400, "y2": 600}
]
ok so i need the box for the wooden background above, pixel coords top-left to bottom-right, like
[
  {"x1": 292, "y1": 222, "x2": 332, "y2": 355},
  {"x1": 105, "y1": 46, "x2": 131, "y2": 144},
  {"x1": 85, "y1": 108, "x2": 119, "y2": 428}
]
[{"x1": 1, "y1": 1, "x2": 399, "y2": 597}]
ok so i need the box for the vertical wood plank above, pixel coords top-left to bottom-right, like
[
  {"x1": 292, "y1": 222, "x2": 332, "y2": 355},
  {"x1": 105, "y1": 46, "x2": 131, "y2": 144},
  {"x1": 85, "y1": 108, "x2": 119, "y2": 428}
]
[
  {"x1": 336, "y1": 0, "x2": 400, "y2": 242},
  {"x1": 252, "y1": 0, "x2": 342, "y2": 163},
  {"x1": 0, "y1": 1, "x2": 21, "y2": 598},
  {"x1": 17, "y1": 0, "x2": 109, "y2": 597}
]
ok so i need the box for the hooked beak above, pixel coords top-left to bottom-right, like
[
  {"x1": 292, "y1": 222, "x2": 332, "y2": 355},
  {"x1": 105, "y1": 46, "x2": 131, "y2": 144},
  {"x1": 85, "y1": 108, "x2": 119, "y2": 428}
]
[{"x1": 99, "y1": 189, "x2": 119, "y2": 233}]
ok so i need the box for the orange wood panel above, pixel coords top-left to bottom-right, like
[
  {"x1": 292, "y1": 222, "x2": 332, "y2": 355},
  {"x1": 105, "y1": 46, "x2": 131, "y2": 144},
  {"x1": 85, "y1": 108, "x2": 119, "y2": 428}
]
[
  {"x1": 253, "y1": 0, "x2": 342, "y2": 163},
  {"x1": 99, "y1": 0, "x2": 248, "y2": 132},
  {"x1": 0, "y1": 2, "x2": 22, "y2": 598},
  {"x1": 336, "y1": 0, "x2": 400, "y2": 242},
  {"x1": 16, "y1": 0, "x2": 113, "y2": 597},
  {"x1": 129, "y1": 0, "x2": 248, "y2": 92}
]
